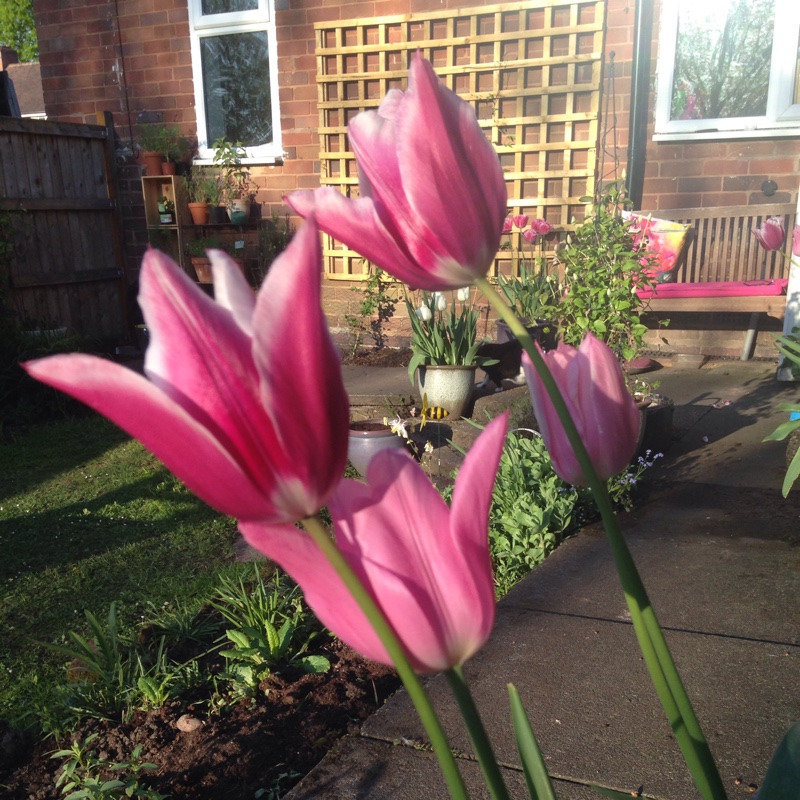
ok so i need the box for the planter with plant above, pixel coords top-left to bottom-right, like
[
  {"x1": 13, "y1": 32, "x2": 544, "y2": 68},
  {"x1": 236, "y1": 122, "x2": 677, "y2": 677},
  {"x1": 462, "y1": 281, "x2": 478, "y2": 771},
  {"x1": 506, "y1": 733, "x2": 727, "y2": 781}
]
[
  {"x1": 496, "y1": 214, "x2": 559, "y2": 350},
  {"x1": 156, "y1": 196, "x2": 175, "y2": 225},
  {"x1": 184, "y1": 168, "x2": 222, "y2": 225},
  {"x1": 405, "y1": 289, "x2": 496, "y2": 418},
  {"x1": 212, "y1": 137, "x2": 253, "y2": 222},
  {"x1": 137, "y1": 124, "x2": 191, "y2": 175}
]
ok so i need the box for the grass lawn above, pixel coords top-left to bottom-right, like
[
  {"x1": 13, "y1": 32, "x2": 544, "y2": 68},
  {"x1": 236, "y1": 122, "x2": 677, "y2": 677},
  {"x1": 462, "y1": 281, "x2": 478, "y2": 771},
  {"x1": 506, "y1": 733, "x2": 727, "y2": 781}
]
[{"x1": 0, "y1": 415, "x2": 241, "y2": 729}]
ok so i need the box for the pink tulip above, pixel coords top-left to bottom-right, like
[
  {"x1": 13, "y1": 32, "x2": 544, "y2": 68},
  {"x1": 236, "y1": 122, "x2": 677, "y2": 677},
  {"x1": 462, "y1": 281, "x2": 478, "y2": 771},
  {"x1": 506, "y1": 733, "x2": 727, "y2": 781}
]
[
  {"x1": 752, "y1": 216, "x2": 786, "y2": 251},
  {"x1": 240, "y1": 413, "x2": 508, "y2": 673},
  {"x1": 793, "y1": 223, "x2": 800, "y2": 258},
  {"x1": 287, "y1": 54, "x2": 507, "y2": 291},
  {"x1": 502, "y1": 217, "x2": 513, "y2": 234},
  {"x1": 24, "y1": 219, "x2": 349, "y2": 523},
  {"x1": 512, "y1": 214, "x2": 529, "y2": 230},
  {"x1": 522, "y1": 229, "x2": 538, "y2": 244},
  {"x1": 531, "y1": 219, "x2": 552, "y2": 236},
  {"x1": 522, "y1": 334, "x2": 640, "y2": 486}
]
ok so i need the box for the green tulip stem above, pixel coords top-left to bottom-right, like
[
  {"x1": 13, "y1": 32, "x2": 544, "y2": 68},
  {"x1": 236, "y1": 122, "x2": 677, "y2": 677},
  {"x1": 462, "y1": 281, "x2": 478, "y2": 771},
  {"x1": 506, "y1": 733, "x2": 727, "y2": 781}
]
[
  {"x1": 446, "y1": 666, "x2": 511, "y2": 800},
  {"x1": 476, "y1": 277, "x2": 728, "y2": 800},
  {"x1": 301, "y1": 515, "x2": 470, "y2": 800}
]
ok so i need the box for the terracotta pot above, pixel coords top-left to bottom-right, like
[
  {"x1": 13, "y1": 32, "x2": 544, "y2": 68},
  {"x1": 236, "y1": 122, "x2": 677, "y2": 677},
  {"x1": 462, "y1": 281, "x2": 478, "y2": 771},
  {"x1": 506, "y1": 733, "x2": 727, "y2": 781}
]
[
  {"x1": 191, "y1": 257, "x2": 213, "y2": 283},
  {"x1": 161, "y1": 161, "x2": 177, "y2": 175},
  {"x1": 416, "y1": 364, "x2": 477, "y2": 419},
  {"x1": 142, "y1": 151, "x2": 165, "y2": 176},
  {"x1": 188, "y1": 202, "x2": 210, "y2": 225},
  {"x1": 348, "y1": 419, "x2": 406, "y2": 477}
]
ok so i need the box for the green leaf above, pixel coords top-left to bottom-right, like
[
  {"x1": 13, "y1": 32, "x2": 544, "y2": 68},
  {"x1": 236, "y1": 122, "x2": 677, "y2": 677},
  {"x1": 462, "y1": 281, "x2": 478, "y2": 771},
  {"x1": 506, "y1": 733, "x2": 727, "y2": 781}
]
[
  {"x1": 782, "y1": 449, "x2": 800, "y2": 497},
  {"x1": 508, "y1": 684, "x2": 557, "y2": 800},
  {"x1": 299, "y1": 655, "x2": 331, "y2": 673},
  {"x1": 759, "y1": 720, "x2": 800, "y2": 798},
  {"x1": 763, "y1": 420, "x2": 800, "y2": 443}
]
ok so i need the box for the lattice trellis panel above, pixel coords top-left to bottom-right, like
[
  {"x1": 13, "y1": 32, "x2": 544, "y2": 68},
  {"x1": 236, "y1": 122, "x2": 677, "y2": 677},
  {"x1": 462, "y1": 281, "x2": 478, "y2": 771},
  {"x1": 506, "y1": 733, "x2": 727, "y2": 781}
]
[{"x1": 315, "y1": 0, "x2": 605, "y2": 279}]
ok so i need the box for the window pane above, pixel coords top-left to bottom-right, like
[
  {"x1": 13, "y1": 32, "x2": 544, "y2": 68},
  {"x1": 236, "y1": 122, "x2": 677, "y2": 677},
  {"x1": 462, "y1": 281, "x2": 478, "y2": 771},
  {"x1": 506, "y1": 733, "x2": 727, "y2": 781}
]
[
  {"x1": 670, "y1": 0, "x2": 775, "y2": 121},
  {"x1": 201, "y1": 0, "x2": 257, "y2": 15},
  {"x1": 200, "y1": 31, "x2": 273, "y2": 147}
]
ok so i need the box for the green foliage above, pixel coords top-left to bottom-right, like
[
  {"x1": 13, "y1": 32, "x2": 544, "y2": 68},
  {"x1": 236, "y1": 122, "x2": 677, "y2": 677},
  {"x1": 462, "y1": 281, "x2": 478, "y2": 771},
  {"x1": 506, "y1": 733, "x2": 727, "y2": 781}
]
[
  {"x1": 136, "y1": 124, "x2": 190, "y2": 162},
  {"x1": 764, "y1": 331, "x2": 800, "y2": 496},
  {"x1": 51, "y1": 733, "x2": 168, "y2": 799},
  {"x1": 496, "y1": 240, "x2": 560, "y2": 322},
  {"x1": 554, "y1": 181, "x2": 658, "y2": 363},
  {"x1": 344, "y1": 265, "x2": 400, "y2": 356},
  {"x1": 405, "y1": 289, "x2": 495, "y2": 384},
  {"x1": 184, "y1": 168, "x2": 222, "y2": 205},
  {"x1": 212, "y1": 138, "x2": 252, "y2": 202},
  {"x1": 255, "y1": 214, "x2": 296, "y2": 283},
  {"x1": 212, "y1": 566, "x2": 329, "y2": 695},
  {"x1": 0, "y1": 0, "x2": 38, "y2": 62}
]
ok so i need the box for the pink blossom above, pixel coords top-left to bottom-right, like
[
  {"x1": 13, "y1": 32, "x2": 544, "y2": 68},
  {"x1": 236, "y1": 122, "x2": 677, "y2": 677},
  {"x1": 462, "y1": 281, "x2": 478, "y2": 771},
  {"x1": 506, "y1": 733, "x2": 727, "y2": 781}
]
[
  {"x1": 502, "y1": 217, "x2": 513, "y2": 234},
  {"x1": 752, "y1": 216, "x2": 786, "y2": 252},
  {"x1": 287, "y1": 54, "x2": 507, "y2": 291},
  {"x1": 522, "y1": 229, "x2": 538, "y2": 244},
  {"x1": 531, "y1": 219, "x2": 552, "y2": 236},
  {"x1": 512, "y1": 214, "x2": 529, "y2": 230},
  {"x1": 240, "y1": 414, "x2": 508, "y2": 673},
  {"x1": 793, "y1": 223, "x2": 800, "y2": 258},
  {"x1": 24, "y1": 220, "x2": 349, "y2": 524},
  {"x1": 522, "y1": 334, "x2": 640, "y2": 485}
]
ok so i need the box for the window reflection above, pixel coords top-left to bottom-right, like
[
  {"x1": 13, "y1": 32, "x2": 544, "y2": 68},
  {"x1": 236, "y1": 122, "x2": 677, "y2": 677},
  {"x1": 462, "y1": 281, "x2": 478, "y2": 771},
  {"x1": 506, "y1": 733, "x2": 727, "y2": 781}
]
[
  {"x1": 670, "y1": 0, "x2": 775, "y2": 121},
  {"x1": 200, "y1": 31, "x2": 273, "y2": 147},
  {"x1": 201, "y1": 0, "x2": 257, "y2": 15}
]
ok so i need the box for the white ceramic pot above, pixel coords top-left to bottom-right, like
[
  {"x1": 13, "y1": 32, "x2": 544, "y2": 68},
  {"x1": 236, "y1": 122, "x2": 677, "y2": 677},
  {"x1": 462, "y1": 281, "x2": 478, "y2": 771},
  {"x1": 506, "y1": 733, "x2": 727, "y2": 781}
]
[
  {"x1": 416, "y1": 364, "x2": 478, "y2": 419},
  {"x1": 348, "y1": 419, "x2": 406, "y2": 477}
]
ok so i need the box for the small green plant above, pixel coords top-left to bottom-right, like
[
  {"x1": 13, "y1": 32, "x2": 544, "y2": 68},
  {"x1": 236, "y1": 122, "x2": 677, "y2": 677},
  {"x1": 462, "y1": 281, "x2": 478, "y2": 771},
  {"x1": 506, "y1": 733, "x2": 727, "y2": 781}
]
[
  {"x1": 405, "y1": 288, "x2": 496, "y2": 384},
  {"x1": 554, "y1": 181, "x2": 659, "y2": 363},
  {"x1": 212, "y1": 137, "x2": 252, "y2": 202},
  {"x1": 51, "y1": 733, "x2": 168, "y2": 799},
  {"x1": 137, "y1": 123, "x2": 190, "y2": 162},
  {"x1": 344, "y1": 265, "x2": 400, "y2": 356},
  {"x1": 184, "y1": 168, "x2": 222, "y2": 205},
  {"x1": 211, "y1": 566, "x2": 330, "y2": 696}
]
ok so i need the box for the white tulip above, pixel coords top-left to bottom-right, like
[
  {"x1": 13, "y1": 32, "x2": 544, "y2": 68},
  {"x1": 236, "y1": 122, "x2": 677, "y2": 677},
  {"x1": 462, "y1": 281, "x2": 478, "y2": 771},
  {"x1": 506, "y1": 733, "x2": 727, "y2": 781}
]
[
  {"x1": 435, "y1": 294, "x2": 447, "y2": 312},
  {"x1": 416, "y1": 305, "x2": 432, "y2": 322},
  {"x1": 457, "y1": 287, "x2": 470, "y2": 302}
]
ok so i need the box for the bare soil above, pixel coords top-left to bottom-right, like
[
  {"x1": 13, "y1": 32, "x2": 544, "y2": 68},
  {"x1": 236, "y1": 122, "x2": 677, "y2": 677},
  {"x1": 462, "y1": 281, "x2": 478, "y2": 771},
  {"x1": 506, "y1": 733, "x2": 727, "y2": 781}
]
[
  {"x1": 0, "y1": 641, "x2": 399, "y2": 799},
  {"x1": 342, "y1": 347, "x2": 412, "y2": 368}
]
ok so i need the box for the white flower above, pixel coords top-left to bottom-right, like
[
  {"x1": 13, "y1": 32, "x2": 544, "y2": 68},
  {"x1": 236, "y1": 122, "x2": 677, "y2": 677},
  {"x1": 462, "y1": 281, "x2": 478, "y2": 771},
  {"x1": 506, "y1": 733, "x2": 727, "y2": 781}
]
[
  {"x1": 416, "y1": 305, "x2": 432, "y2": 321},
  {"x1": 435, "y1": 294, "x2": 447, "y2": 312},
  {"x1": 424, "y1": 441, "x2": 434, "y2": 454},
  {"x1": 387, "y1": 418, "x2": 409, "y2": 438},
  {"x1": 456, "y1": 287, "x2": 470, "y2": 302}
]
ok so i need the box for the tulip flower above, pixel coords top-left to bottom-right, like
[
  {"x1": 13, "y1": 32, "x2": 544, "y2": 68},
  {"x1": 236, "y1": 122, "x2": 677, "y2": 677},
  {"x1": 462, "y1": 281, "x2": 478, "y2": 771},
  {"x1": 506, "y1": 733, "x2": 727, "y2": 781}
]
[
  {"x1": 752, "y1": 216, "x2": 786, "y2": 251},
  {"x1": 457, "y1": 287, "x2": 470, "y2": 302},
  {"x1": 287, "y1": 53, "x2": 507, "y2": 291},
  {"x1": 522, "y1": 334, "x2": 640, "y2": 486},
  {"x1": 502, "y1": 217, "x2": 513, "y2": 234},
  {"x1": 416, "y1": 304, "x2": 433, "y2": 322},
  {"x1": 522, "y1": 229, "x2": 538, "y2": 244},
  {"x1": 531, "y1": 218, "x2": 552, "y2": 236},
  {"x1": 23, "y1": 219, "x2": 349, "y2": 524},
  {"x1": 240, "y1": 413, "x2": 508, "y2": 673},
  {"x1": 512, "y1": 214, "x2": 529, "y2": 230}
]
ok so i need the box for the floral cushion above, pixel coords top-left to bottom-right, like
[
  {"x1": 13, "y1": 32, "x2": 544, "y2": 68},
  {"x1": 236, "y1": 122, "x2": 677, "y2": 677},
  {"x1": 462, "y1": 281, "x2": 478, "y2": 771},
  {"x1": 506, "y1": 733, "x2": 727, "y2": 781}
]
[
  {"x1": 636, "y1": 278, "x2": 788, "y2": 299},
  {"x1": 622, "y1": 211, "x2": 692, "y2": 283}
]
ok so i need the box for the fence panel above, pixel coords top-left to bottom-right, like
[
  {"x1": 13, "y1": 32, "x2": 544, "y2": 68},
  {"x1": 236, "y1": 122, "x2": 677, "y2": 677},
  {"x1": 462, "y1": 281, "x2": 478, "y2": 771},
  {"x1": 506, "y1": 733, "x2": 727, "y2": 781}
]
[{"x1": 0, "y1": 113, "x2": 126, "y2": 339}]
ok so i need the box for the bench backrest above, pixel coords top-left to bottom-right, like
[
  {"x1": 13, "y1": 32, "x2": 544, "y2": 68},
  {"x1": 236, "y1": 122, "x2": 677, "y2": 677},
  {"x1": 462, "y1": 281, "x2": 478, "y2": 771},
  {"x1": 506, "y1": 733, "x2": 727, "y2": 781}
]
[{"x1": 653, "y1": 203, "x2": 796, "y2": 284}]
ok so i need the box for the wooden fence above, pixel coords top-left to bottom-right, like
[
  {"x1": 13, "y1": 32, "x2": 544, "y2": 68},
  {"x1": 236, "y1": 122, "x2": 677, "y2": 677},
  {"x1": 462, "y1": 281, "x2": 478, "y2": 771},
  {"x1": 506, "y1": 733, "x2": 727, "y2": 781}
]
[{"x1": 0, "y1": 112, "x2": 126, "y2": 339}]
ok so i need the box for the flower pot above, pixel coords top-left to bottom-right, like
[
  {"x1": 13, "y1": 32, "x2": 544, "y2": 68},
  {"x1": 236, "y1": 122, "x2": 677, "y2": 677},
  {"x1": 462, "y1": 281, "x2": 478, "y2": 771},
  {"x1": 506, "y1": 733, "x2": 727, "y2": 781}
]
[
  {"x1": 142, "y1": 151, "x2": 165, "y2": 176},
  {"x1": 191, "y1": 257, "x2": 213, "y2": 283},
  {"x1": 348, "y1": 419, "x2": 407, "y2": 477},
  {"x1": 188, "y1": 202, "x2": 210, "y2": 225},
  {"x1": 209, "y1": 205, "x2": 228, "y2": 224},
  {"x1": 496, "y1": 318, "x2": 557, "y2": 351},
  {"x1": 161, "y1": 161, "x2": 177, "y2": 176},
  {"x1": 416, "y1": 364, "x2": 478, "y2": 419},
  {"x1": 228, "y1": 198, "x2": 251, "y2": 224}
]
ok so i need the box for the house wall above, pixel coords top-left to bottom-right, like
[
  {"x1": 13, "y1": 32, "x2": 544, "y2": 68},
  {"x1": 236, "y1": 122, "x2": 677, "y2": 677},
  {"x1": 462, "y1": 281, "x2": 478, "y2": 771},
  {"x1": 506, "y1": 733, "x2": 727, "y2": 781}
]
[{"x1": 30, "y1": 0, "x2": 799, "y2": 357}]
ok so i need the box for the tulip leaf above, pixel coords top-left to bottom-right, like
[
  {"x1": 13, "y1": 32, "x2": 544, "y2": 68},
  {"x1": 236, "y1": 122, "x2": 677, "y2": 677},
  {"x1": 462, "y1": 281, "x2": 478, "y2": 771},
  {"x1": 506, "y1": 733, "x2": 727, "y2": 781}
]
[
  {"x1": 758, "y1": 720, "x2": 800, "y2": 797},
  {"x1": 782, "y1": 449, "x2": 800, "y2": 497},
  {"x1": 508, "y1": 684, "x2": 556, "y2": 800}
]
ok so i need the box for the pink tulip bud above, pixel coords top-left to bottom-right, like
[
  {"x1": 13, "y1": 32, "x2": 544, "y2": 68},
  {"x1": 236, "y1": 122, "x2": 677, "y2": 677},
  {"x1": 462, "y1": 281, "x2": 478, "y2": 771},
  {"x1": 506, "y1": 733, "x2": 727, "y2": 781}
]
[
  {"x1": 752, "y1": 216, "x2": 786, "y2": 252},
  {"x1": 532, "y1": 219, "x2": 553, "y2": 236},
  {"x1": 522, "y1": 334, "x2": 640, "y2": 485},
  {"x1": 287, "y1": 54, "x2": 507, "y2": 291},
  {"x1": 502, "y1": 217, "x2": 513, "y2": 234},
  {"x1": 512, "y1": 214, "x2": 529, "y2": 230},
  {"x1": 522, "y1": 229, "x2": 539, "y2": 244}
]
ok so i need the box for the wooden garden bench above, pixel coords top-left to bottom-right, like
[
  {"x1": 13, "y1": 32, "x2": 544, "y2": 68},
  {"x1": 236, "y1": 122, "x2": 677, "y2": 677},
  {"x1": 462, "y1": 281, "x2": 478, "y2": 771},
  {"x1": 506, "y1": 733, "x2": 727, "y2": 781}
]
[{"x1": 628, "y1": 204, "x2": 796, "y2": 360}]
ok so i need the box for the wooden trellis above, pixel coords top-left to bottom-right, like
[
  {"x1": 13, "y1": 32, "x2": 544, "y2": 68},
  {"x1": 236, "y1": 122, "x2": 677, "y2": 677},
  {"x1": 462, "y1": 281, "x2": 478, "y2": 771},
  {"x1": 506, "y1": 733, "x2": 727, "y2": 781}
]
[{"x1": 314, "y1": 0, "x2": 606, "y2": 279}]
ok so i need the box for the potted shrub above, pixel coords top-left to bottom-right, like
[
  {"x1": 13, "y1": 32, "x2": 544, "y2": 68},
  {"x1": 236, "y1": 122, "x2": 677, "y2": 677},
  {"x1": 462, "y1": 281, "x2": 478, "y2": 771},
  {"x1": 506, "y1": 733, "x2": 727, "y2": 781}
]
[
  {"x1": 137, "y1": 124, "x2": 191, "y2": 175},
  {"x1": 187, "y1": 237, "x2": 223, "y2": 283},
  {"x1": 156, "y1": 196, "x2": 175, "y2": 225},
  {"x1": 184, "y1": 168, "x2": 221, "y2": 225},
  {"x1": 212, "y1": 137, "x2": 253, "y2": 222}
]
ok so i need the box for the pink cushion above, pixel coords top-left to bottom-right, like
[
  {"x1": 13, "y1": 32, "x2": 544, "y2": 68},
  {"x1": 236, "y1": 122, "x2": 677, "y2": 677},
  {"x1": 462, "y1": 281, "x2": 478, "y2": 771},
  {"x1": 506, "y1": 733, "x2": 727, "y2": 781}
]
[{"x1": 637, "y1": 279, "x2": 788, "y2": 300}]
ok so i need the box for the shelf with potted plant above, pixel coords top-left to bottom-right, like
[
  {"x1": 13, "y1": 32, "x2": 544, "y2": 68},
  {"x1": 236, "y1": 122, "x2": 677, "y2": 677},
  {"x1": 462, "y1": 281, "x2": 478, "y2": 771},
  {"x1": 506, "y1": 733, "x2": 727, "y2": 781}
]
[
  {"x1": 137, "y1": 123, "x2": 192, "y2": 176},
  {"x1": 186, "y1": 237, "x2": 248, "y2": 285},
  {"x1": 212, "y1": 137, "x2": 255, "y2": 224},
  {"x1": 141, "y1": 174, "x2": 191, "y2": 271}
]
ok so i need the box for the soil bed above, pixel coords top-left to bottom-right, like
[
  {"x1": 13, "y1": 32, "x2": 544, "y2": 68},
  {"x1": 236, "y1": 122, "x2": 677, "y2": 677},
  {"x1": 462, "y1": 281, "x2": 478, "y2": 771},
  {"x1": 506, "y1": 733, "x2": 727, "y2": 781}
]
[{"x1": 1, "y1": 642, "x2": 399, "y2": 799}]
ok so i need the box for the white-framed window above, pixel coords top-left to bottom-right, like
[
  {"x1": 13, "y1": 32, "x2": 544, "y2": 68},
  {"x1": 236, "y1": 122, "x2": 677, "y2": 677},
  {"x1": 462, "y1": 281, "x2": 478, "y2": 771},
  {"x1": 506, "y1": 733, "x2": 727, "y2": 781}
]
[
  {"x1": 188, "y1": 0, "x2": 282, "y2": 161},
  {"x1": 654, "y1": 0, "x2": 800, "y2": 141}
]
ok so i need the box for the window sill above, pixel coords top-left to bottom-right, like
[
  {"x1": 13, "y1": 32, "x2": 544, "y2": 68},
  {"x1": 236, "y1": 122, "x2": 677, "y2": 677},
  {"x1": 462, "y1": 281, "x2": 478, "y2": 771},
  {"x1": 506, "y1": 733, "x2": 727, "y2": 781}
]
[{"x1": 653, "y1": 128, "x2": 800, "y2": 143}]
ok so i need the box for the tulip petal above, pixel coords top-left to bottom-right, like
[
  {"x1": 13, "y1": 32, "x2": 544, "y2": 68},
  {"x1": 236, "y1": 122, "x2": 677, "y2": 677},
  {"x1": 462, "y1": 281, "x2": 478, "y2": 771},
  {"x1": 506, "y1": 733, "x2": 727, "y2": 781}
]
[
  {"x1": 209, "y1": 249, "x2": 256, "y2": 337},
  {"x1": 23, "y1": 354, "x2": 272, "y2": 519},
  {"x1": 252, "y1": 218, "x2": 350, "y2": 510}
]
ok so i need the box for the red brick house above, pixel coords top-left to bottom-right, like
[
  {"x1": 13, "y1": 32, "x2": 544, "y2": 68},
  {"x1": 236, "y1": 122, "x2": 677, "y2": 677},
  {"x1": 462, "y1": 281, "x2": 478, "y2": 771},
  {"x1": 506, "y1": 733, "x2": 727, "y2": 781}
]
[{"x1": 29, "y1": 0, "x2": 800, "y2": 356}]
